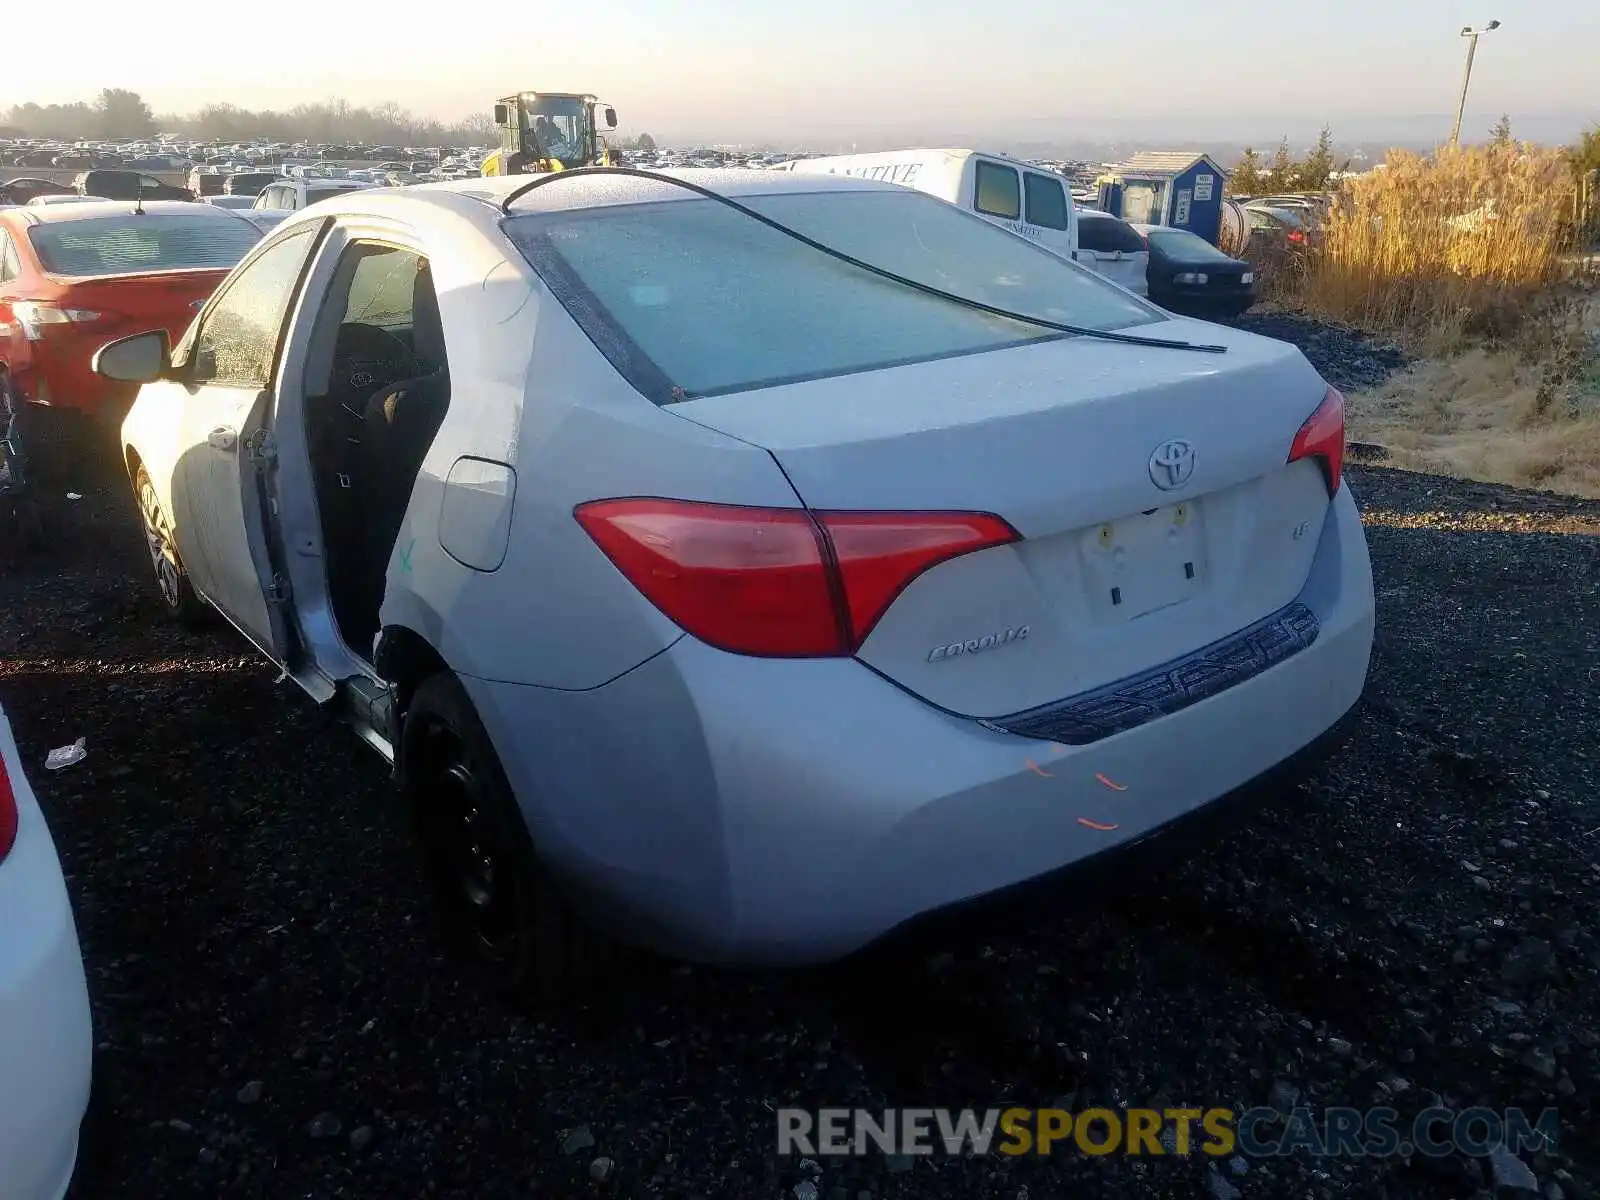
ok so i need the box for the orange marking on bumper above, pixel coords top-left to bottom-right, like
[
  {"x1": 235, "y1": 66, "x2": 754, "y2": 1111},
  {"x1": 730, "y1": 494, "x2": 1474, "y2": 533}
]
[
  {"x1": 1094, "y1": 773, "x2": 1128, "y2": 792},
  {"x1": 1077, "y1": 817, "x2": 1120, "y2": 831},
  {"x1": 1026, "y1": 759, "x2": 1053, "y2": 777}
]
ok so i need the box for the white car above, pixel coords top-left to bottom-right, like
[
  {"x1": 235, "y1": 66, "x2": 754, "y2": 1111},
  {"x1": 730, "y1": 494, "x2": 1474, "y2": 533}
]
[
  {"x1": 1075, "y1": 210, "x2": 1150, "y2": 295},
  {"x1": 0, "y1": 700, "x2": 93, "y2": 1198},
  {"x1": 242, "y1": 179, "x2": 372, "y2": 233},
  {"x1": 104, "y1": 170, "x2": 1373, "y2": 994}
]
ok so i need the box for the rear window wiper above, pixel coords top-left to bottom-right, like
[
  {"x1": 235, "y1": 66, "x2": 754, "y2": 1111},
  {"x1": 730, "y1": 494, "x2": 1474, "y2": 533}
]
[{"x1": 500, "y1": 167, "x2": 1229, "y2": 354}]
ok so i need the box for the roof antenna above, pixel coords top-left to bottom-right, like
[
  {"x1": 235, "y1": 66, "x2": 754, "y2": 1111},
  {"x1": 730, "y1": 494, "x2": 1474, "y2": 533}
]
[{"x1": 133, "y1": 179, "x2": 145, "y2": 216}]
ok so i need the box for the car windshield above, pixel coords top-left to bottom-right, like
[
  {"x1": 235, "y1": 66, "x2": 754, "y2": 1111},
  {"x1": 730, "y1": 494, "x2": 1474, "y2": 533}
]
[
  {"x1": 28, "y1": 214, "x2": 262, "y2": 276},
  {"x1": 1146, "y1": 229, "x2": 1239, "y2": 262},
  {"x1": 526, "y1": 97, "x2": 589, "y2": 167},
  {"x1": 505, "y1": 188, "x2": 1158, "y2": 402}
]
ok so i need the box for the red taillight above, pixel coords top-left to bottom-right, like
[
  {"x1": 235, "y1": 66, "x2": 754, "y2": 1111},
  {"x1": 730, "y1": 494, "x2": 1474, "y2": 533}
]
[
  {"x1": 1289, "y1": 385, "x2": 1346, "y2": 496},
  {"x1": 574, "y1": 498, "x2": 1020, "y2": 657},
  {"x1": 0, "y1": 747, "x2": 18, "y2": 864},
  {"x1": 1287, "y1": 229, "x2": 1306, "y2": 244},
  {"x1": 12, "y1": 300, "x2": 105, "y2": 341}
]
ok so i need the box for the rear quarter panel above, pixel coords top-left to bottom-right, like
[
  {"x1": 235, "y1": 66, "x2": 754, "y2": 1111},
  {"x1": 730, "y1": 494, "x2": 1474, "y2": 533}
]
[{"x1": 374, "y1": 244, "x2": 803, "y2": 690}]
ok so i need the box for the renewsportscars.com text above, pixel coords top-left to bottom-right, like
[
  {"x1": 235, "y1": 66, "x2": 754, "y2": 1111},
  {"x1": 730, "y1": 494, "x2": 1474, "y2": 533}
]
[{"x1": 777, "y1": 1106, "x2": 1559, "y2": 1159}]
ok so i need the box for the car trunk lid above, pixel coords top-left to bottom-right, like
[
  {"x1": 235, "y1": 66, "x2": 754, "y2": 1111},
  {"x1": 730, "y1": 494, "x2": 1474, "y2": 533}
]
[
  {"x1": 1078, "y1": 248, "x2": 1149, "y2": 294},
  {"x1": 670, "y1": 319, "x2": 1335, "y2": 717},
  {"x1": 49, "y1": 267, "x2": 229, "y2": 342}
]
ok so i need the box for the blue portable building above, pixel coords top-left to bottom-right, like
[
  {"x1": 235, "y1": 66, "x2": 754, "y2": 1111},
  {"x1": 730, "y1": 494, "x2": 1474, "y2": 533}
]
[{"x1": 1095, "y1": 152, "x2": 1229, "y2": 245}]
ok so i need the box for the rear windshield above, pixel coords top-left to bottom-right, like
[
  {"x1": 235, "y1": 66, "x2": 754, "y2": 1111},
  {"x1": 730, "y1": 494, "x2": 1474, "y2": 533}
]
[
  {"x1": 1077, "y1": 215, "x2": 1147, "y2": 254},
  {"x1": 1145, "y1": 228, "x2": 1238, "y2": 262},
  {"x1": 505, "y1": 187, "x2": 1157, "y2": 402},
  {"x1": 28, "y1": 214, "x2": 262, "y2": 276},
  {"x1": 1256, "y1": 207, "x2": 1306, "y2": 228},
  {"x1": 306, "y1": 186, "x2": 358, "y2": 206},
  {"x1": 226, "y1": 174, "x2": 278, "y2": 194}
]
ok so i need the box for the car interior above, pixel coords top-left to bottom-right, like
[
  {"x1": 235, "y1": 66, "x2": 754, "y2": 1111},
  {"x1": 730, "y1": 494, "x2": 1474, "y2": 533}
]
[{"x1": 302, "y1": 244, "x2": 451, "y2": 660}]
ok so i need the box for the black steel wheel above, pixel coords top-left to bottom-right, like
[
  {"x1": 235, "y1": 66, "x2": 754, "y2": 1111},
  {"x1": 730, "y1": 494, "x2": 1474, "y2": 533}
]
[{"x1": 401, "y1": 671, "x2": 615, "y2": 1002}]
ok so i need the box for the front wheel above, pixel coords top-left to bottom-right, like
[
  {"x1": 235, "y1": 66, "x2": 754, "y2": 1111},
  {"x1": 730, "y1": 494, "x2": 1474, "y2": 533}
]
[
  {"x1": 401, "y1": 672, "x2": 616, "y2": 1002},
  {"x1": 133, "y1": 463, "x2": 205, "y2": 624}
]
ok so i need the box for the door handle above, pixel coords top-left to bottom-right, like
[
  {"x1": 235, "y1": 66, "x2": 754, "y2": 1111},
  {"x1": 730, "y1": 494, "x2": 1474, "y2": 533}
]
[{"x1": 208, "y1": 427, "x2": 238, "y2": 452}]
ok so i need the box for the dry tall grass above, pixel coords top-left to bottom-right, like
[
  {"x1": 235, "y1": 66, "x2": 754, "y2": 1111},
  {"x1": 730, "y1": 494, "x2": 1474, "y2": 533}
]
[
  {"x1": 1302, "y1": 143, "x2": 1576, "y2": 351},
  {"x1": 1271, "y1": 144, "x2": 1600, "y2": 496},
  {"x1": 1344, "y1": 294, "x2": 1600, "y2": 498}
]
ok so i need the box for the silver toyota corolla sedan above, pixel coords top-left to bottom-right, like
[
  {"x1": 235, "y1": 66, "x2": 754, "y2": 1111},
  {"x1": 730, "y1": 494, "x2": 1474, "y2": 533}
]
[{"x1": 106, "y1": 169, "x2": 1374, "y2": 996}]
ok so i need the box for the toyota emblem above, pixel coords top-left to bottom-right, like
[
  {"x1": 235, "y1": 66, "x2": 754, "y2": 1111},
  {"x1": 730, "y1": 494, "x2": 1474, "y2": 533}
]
[{"x1": 1149, "y1": 439, "x2": 1196, "y2": 490}]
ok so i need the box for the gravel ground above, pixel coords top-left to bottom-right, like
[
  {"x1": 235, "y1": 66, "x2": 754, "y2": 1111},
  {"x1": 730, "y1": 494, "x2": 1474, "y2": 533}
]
[
  {"x1": 3, "y1": 436, "x2": 1598, "y2": 1199},
  {"x1": 1229, "y1": 313, "x2": 1408, "y2": 393}
]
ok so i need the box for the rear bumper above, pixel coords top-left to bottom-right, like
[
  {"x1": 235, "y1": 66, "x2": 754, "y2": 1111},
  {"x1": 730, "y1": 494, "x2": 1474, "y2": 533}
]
[
  {"x1": 468, "y1": 484, "x2": 1374, "y2": 965},
  {"x1": 869, "y1": 701, "x2": 1357, "y2": 955},
  {"x1": 0, "y1": 717, "x2": 93, "y2": 1200}
]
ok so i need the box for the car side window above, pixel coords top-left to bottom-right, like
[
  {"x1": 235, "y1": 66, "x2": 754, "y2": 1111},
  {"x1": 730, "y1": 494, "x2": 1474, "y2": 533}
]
[
  {"x1": 1023, "y1": 172, "x2": 1070, "y2": 231},
  {"x1": 0, "y1": 232, "x2": 19, "y2": 283},
  {"x1": 974, "y1": 161, "x2": 1021, "y2": 221},
  {"x1": 190, "y1": 225, "x2": 321, "y2": 389},
  {"x1": 139, "y1": 175, "x2": 164, "y2": 190}
]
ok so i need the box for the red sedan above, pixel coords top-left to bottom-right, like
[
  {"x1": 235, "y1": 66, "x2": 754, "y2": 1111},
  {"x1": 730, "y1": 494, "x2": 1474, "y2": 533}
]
[{"x1": 0, "y1": 201, "x2": 262, "y2": 434}]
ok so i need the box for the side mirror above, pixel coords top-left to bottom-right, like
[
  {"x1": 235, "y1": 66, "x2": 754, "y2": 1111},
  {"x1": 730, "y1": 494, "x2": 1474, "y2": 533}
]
[
  {"x1": 493, "y1": 103, "x2": 509, "y2": 126},
  {"x1": 93, "y1": 330, "x2": 172, "y2": 384},
  {"x1": 603, "y1": 106, "x2": 618, "y2": 130}
]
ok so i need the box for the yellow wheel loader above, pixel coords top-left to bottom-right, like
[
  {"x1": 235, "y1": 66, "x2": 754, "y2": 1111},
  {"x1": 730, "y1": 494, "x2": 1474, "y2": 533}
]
[{"x1": 480, "y1": 93, "x2": 619, "y2": 177}]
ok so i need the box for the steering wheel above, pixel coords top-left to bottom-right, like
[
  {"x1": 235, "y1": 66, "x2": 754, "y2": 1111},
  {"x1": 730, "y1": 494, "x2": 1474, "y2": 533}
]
[{"x1": 333, "y1": 324, "x2": 422, "y2": 410}]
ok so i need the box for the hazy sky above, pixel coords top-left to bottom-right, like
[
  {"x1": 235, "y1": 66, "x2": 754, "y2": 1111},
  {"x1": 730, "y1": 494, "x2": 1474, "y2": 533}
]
[{"x1": 8, "y1": 0, "x2": 1595, "y2": 144}]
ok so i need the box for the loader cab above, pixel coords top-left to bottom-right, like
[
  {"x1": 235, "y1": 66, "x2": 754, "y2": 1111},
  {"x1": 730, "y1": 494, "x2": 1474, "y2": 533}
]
[{"x1": 491, "y1": 92, "x2": 618, "y2": 174}]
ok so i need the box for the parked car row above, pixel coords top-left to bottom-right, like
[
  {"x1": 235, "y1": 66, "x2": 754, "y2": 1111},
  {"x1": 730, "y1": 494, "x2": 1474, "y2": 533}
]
[{"x1": 1, "y1": 136, "x2": 473, "y2": 172}]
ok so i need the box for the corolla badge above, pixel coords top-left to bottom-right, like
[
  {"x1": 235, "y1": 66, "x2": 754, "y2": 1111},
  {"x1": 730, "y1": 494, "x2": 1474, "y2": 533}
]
[
  {"x1": 1148, "y1": 438, "x2": 1196, "y2": 490},
  {"x1": 928, "y1": 624, "x2": 1030, "y2": 663}
]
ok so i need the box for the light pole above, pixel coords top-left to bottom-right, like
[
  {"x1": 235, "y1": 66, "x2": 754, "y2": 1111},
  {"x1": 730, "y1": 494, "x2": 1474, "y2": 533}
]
[{"x1": 1451, "y1": 20, "x2": 1501, "y2": 146}]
